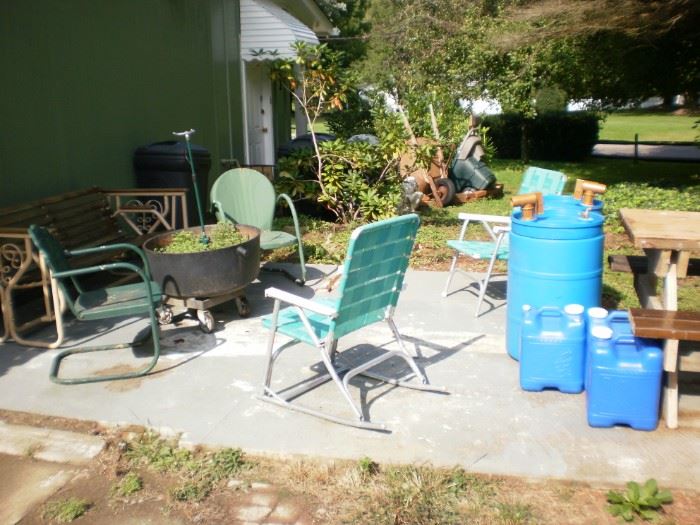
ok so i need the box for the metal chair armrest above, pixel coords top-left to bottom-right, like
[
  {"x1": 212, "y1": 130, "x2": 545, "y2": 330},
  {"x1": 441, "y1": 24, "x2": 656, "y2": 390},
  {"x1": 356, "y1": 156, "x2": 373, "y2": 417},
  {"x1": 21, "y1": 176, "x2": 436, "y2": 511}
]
[
  {"x1": 68, "y1": 243, "x2": 153, "y2": 277},
  {"x1": 276, "y1": 193, "x2": 303, "y2": 240},
  {"x1": 265, "y1": 287, "x2": 337, "y2": 317},
  {"x1": 53, "y1": 261, "x2": 159, "y2": 305},
  {"x1": 457, "y1": 212, "x2": 511, "y2": 224}
]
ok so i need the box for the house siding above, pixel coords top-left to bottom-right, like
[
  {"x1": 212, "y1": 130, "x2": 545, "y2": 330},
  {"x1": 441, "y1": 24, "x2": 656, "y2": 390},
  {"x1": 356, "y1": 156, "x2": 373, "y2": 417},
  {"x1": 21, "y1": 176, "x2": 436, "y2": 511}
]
[{"x1": 0, "y1": 0, "x2": 244, "y2": 208}]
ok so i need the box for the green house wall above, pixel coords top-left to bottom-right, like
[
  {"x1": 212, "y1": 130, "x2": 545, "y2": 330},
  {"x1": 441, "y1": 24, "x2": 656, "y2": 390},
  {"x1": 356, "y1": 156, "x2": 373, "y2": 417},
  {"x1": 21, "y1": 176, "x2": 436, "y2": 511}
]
[{"x1": 0, "y1": 0, "x2": 245, "y2": 208}]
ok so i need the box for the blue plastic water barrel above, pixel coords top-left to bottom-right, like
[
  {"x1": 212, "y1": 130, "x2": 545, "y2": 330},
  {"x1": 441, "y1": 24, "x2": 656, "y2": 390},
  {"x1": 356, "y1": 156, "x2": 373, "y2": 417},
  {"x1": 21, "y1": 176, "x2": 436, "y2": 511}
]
[
  {"x1": 507, "y1": 206, "x2": 604, "y2": 360},
  {"x1": 586, "y1": 327, "x2": 663, "y2": 431},
  {"x1": 520, "y1": 304, "x2": 586, "y2": 393},
  {"x1": 544, "y1": 194, "x2": 604, "y2": 216}
]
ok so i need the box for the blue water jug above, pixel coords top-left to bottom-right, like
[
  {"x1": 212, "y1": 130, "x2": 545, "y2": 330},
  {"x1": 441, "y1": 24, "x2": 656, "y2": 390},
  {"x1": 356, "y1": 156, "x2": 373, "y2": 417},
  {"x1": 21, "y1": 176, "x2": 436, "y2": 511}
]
[
  {"x1": 586, "y1": 327, "x2": 663, "y2": 431},
  {"x1": 520, "y1": 304, "x2": 586, "y2": 393},
  {"x1": 507, "y1": 205, "x2": 604, "y2": 360},
  {"x1": 584, "y1": 308, "x2": 634, "y2": 387}
]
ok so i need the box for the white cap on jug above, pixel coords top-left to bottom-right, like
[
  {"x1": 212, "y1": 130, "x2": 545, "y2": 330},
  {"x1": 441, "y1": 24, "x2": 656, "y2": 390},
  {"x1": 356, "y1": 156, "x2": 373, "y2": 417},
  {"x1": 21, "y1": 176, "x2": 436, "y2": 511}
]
[
  {"x1": 591, "y1": 326, "x2": 613, "y2": 340},
  {"x1": 564, "y1": 304, "x2": 584, "y2": 315},
  {"x1": 522, "y1": 304, "x2": 532, "y2": 312},
  {"x1": 587, "y1": 307, "x2": 608, "y2": 319}
]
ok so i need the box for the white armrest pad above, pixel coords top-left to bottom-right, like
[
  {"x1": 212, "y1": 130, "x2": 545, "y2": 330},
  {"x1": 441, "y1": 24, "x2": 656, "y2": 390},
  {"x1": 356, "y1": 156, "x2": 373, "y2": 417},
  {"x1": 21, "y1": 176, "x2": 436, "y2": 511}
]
[
  {"x1": 265, "y1": 287, "x2": 338, "y2": 317},
  {"x1": 493, "y1": 225, "x2": 511, "y2": 234},
  {"x1": 457, "y1": 212, "x2": 511, "y2": 224}
]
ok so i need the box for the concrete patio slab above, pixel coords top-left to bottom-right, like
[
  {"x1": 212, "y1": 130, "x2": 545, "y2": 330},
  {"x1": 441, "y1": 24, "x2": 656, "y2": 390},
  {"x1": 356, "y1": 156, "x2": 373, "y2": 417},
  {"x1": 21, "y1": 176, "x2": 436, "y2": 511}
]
[{"x1": 1, "y1": 265, "x2": 698, "y2": 490}]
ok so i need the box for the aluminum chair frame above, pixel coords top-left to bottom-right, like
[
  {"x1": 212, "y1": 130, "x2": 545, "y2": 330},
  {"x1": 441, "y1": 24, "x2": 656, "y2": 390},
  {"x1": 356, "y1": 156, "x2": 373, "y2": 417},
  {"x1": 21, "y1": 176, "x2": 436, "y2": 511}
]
[
  {"x1": 441, "y1": 213, "x2": 511, "y2": 316},
  {"x1": 258, "y1": 214, "x2": 445, "y2": 430}
]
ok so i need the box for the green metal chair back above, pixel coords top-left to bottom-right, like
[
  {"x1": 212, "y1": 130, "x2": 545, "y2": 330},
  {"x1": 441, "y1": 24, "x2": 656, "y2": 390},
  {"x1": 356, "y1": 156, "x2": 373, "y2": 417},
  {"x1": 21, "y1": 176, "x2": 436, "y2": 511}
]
[
  {"x1": 518, "y1": 167, "x2": 567, "y2": 195},
  {"x1": 210, "y1": 168, "x2": 275, "y2": 231},
  {"x1": 28, "y1": 225, "x2": 80, "y2": 315},
  {"x1": 331, "y1": 214, "x2": 420, "y2": 339}
]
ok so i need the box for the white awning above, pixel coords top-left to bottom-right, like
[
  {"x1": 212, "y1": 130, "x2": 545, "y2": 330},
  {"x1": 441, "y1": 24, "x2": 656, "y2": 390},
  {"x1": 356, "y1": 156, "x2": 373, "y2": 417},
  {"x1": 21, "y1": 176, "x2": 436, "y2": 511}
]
[{"x1": 240, "y1": 0, "x2": 320, "y2": 61}]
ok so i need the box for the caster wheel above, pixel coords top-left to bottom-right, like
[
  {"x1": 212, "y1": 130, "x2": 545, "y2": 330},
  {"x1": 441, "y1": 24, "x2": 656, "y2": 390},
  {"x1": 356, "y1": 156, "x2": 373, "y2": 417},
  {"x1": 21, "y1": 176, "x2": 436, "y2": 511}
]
[
  {"x1": 197, "y1": 310, "x2": 215, "y2": 333},
  {"x1": 157, "y1": 306, "x2": 173, "y2": 325},
  {"x1": 235, "y1": 297, "x2": 251, "y2": 318}
]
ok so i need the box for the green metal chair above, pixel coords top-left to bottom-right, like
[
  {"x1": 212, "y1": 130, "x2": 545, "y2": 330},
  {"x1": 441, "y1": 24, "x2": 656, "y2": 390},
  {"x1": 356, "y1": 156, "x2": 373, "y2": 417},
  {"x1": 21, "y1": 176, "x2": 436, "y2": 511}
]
[
  {"x1": 442, "y1": 167, "x2": 567, "y2": 316},
  {"x1": 259, "y1": 214, "x2": 445, "y2": 430},
  {"x1": 28, "y1": 225, "x2": 163, "y2": 385},
  {"x1": 210, "y1": 168, "x2": 306, "y2": 285}
]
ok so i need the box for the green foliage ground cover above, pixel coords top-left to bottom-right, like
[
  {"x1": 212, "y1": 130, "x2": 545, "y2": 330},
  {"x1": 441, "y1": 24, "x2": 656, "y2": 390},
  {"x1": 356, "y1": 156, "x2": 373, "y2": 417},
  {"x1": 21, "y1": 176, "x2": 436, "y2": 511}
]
[
  {"x1": 274, "y1": 158, "x2": 699, "y2": 311},
  {"x1": 599, "y1": 112, "x2": 698, "y2": 142}
]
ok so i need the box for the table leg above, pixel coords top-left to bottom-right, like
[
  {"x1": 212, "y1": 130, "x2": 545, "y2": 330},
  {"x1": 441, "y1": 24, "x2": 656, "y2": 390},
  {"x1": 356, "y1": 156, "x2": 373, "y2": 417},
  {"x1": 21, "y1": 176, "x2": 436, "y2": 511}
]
[{"x1": 662, "y1": 253, "x2": 679, "y2": 429}]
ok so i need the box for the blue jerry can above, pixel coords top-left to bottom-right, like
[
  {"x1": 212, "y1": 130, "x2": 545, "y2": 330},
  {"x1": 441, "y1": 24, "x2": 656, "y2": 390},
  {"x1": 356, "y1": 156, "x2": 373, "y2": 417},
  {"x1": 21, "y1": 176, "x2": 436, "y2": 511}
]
[
  {"x1": 585, "y1": 308, "x2": 634, "y2": 388},
  {"x1": 520, "y1": 304, "x2": 586, "y2": 393},
  {"x1": 586, "y1": 326, "x2": 663, "y2": 431}
]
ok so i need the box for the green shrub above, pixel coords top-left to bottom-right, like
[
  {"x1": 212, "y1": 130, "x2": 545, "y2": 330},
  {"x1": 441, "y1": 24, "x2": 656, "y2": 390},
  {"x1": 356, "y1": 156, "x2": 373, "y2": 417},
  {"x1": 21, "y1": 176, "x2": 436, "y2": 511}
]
[
  {"x1": 325, "y1": 89, "x2": 376, "y2": 138},
  {"x1": 276, "y1": 139, "x2": 402, "y2": 223},
  {"x1": 482, "y1": 111, "x2": 601, "y2": 161}
]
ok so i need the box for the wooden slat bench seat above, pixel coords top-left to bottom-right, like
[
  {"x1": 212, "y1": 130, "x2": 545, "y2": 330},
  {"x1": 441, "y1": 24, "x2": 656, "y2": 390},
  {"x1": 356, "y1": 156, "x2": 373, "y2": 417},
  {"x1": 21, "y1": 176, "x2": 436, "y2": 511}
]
[
  {"x1": 0, "y1": 187, "x2": 187, "y2": 346},
  {"x1": 629, "y1": 308, "x2": 700, "y2": 342},
  {"x1": 629, "y1": 307, "x2": 700, "y2": 429},
  {"x1": 608, "y1": 254, "x2": 700, "y2": 277}
]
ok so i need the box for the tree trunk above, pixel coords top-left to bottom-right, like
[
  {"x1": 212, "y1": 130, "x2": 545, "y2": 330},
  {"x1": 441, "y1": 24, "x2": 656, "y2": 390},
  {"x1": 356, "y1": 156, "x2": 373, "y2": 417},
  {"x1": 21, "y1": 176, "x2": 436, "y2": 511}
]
[{"x1": 520, "y1": 119, "x2": 530, "y2": 163}]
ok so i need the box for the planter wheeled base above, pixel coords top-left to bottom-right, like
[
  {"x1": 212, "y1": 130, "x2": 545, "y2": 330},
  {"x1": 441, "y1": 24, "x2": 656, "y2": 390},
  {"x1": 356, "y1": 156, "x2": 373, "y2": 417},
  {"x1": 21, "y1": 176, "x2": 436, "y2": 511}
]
[{"x1": 158, "y1": 291, "x2": 250, "y2": 333}]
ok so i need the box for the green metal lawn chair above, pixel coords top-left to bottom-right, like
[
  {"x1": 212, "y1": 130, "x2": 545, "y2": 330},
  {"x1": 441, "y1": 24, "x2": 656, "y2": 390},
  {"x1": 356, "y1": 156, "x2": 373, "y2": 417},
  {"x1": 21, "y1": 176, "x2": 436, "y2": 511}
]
[
  {"x1": 259, "y1": 214, "x2": 445, "y2": 430},
  {"x1": 210, "y1": 168, "x2": 306, "y2": 285},
  {"x1": 28, "y1": 225, "x2": 163, "y2": 385},
  {"x1": 442, "y1": 166, "x2": 567, "y2": 316}
]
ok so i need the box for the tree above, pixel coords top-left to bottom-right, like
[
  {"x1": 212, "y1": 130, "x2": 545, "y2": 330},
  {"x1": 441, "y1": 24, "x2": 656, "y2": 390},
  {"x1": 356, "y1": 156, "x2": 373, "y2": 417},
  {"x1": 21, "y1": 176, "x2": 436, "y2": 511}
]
[
  {"x1": 500, "y1": 0, "x2": 700, "y2": 106},
  {"x1": 317, "y1": 0, "x2": 372, "y2": 67}
]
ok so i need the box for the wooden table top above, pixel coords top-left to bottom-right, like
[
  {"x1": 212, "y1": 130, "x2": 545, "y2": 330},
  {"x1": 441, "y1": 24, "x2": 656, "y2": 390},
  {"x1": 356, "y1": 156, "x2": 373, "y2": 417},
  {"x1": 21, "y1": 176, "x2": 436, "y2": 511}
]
[{"x1": 619, "y1": 208, "x2": 700, "y2": 251}]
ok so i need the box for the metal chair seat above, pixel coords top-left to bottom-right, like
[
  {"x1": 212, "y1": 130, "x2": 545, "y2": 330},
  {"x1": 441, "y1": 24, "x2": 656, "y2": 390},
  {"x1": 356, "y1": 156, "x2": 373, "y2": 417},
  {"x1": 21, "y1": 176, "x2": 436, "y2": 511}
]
[
  {"x1": 74, "y1": 282, "x2": 162, "y2": 321},
  {"x1": 260, "y1": 229, "x2": 299, "y2": 251},
  {"x1": 446, "y1": 239, "x2": 509, "y2": 260}
]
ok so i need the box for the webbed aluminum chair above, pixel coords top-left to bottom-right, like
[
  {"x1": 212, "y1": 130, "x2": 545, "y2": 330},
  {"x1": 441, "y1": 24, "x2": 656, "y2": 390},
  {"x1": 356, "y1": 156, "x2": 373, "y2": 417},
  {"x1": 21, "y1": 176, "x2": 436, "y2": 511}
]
[
  {"x1": 28, "y1": 225, "x2": 162, "y2": 384},
  {"x1": 442, "y1": 167, "x2": 567, "y2": 316},
  {"x1": 259, "y1": 214, "x2": 444, "y2": 430},
  {"x1": 210, "y1": 168, "x2": 306, "y2": 285}
]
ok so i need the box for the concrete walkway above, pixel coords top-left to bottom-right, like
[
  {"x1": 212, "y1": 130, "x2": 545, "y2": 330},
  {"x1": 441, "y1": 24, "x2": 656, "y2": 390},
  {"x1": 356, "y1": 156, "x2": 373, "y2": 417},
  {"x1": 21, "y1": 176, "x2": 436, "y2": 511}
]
[
  {"x1": 1, "y1": 265, "x2": 699, "y2": 490},
  {"x1": 592, "y1": 142, "x2": 700, "y2": 162}
]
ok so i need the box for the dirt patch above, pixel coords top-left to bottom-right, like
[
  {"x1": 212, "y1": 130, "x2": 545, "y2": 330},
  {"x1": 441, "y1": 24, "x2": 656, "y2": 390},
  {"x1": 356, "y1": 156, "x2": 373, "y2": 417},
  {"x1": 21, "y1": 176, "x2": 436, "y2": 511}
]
[{"x1": 3, "y1": 406, "x2": 700, "y2": 525}]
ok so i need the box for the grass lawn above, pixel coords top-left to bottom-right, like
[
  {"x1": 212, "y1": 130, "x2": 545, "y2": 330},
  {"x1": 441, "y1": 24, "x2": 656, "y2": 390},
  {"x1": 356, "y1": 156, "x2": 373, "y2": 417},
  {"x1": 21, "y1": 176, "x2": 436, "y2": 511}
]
[
  {"x1": 599, "y1": 111, "x2": 699, "y2": 142},
  {"x1": 274, "y1": 157, "x2": 700, "y2": 311}
]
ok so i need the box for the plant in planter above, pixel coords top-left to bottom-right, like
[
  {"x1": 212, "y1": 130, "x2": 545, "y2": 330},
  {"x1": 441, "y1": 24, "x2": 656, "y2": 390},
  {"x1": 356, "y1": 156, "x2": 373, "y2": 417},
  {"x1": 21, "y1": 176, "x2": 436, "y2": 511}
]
[{"x1": 157, "y1": 222, "x2": 247, "y2": 254}]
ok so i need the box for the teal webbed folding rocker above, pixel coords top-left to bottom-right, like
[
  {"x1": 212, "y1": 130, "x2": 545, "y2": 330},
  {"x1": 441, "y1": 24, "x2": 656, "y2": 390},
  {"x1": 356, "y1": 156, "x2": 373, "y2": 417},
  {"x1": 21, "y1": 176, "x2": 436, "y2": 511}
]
[
  {"x1": 28, "y1": 225, "x2": 163, "y2": 384},
  {"x1": 442, "y1": 167, "x2": 567, "y2": 316},
  {"x1": 259, "y1": 214, "x2": 445, "y2": 430},
  {"x1": 210, "y1": 168, "x2": 306, "y2": 285}
]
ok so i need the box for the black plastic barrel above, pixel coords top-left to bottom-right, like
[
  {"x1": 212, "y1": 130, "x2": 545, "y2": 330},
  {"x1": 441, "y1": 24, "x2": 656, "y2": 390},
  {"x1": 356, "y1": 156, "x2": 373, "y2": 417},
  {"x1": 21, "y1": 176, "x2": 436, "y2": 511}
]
[{"x1": 133, "y1": 141, "x2": 212, "y2": 227}]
